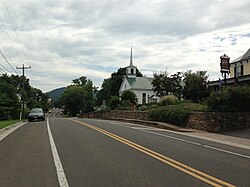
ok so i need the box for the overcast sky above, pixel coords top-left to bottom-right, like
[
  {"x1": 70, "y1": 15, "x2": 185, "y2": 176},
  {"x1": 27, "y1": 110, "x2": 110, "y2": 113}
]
[{"x1": 0, "y1": 0, "x2": 249, "y2": 92}]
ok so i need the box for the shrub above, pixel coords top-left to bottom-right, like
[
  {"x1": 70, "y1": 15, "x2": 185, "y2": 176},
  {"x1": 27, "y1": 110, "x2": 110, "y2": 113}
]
[
  {"x1": 108, "y1": 96, "x2": 120, "y2": 109},
  {"x1": 148, "y1": 103, "x2": 207, "y2": 127},
  {"x1": 158, "y1": 95, "x2": 180, "y2": 106},
  {"x1": 207, "y1": 86, "x2": 250, "y2": 112},
  {"x1": 149, "y1": 105, "x2": 190, "y2": 127}
]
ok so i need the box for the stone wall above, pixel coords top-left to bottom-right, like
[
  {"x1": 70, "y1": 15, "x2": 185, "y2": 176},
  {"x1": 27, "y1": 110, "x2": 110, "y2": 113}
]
[
  {"x1": 81, "y1": 110, "x2": 148, "y2": 121},
  {"x1": 187, "y1": 112, "x2": 250, "y2": 132},
  {"x1": 80, "y1": 110, "x2": 250, "y2": 132}
]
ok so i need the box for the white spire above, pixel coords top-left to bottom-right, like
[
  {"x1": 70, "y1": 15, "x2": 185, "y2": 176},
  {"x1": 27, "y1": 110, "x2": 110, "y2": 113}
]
[
  {"x1": 130, "y1": 45, "x2": 133, "y2": 66},
  {"x1": 126, "y1": 45, "x2": 136, "y2": 78}
]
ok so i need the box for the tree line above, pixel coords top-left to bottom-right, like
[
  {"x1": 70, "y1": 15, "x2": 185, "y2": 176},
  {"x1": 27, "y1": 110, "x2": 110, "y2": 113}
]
[
  {"x1": 0, "y1": 74, "x2": 51, "y2": 120},
  {"x1": 59, "y1": 68, "x2": 210, "y2": 116}
]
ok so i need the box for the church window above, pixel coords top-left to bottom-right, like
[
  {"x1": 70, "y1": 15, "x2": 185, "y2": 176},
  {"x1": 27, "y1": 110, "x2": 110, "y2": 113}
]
[
  {"x1": 142, "y1": 93, "x2": 146, "y2": 104},
  {"x1": 131, "y1": 68, "x2": 134, "y2": 74}
]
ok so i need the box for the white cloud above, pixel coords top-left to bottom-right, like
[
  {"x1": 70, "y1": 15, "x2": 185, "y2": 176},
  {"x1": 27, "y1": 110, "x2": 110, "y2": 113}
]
[{"x1": 0, "y1": 0, "x2": 249, "y2": 92}]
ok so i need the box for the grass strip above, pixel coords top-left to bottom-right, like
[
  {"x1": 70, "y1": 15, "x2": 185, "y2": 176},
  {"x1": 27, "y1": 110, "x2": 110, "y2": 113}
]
[{"x1": 0, "y1": 120, "x2": 21, "y2": 130}]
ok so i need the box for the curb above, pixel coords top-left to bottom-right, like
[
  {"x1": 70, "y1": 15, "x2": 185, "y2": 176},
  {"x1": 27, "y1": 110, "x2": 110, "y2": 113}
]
[
  {"x1": 100, "y1": 117, "x2": 196, "y2": 132},
  {"x1": 0, "y1": 121, "x2": 27, "y2": 142}
]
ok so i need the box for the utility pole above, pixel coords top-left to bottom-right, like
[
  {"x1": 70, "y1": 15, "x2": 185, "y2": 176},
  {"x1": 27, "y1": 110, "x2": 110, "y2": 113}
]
[{"x1": 16, "y1": 64, "x2": 31, "y2": 120}]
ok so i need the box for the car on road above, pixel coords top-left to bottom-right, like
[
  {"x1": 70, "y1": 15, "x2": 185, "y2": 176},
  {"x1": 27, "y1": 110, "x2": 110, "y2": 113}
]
[{"x1": 28, "y1": 108, "x2": 45, "y2": 122}]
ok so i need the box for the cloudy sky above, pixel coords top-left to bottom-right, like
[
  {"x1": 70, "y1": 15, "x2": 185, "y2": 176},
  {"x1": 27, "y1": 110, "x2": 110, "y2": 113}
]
[{"x1": 0, "y1": 0, "x2": 249, "y2": 92}]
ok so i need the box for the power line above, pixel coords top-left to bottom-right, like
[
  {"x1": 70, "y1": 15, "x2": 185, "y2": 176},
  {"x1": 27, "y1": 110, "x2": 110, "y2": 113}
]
[
  {"x1": 0, "y1": 67, "x2": 5, "y2": 74},
  {"x1": 0, "y1": 50, "x2": 19, "y2": 74},
  {"x1": 3, "y1": 0, "x2": 28, "y2": 62},
  {"x1": 0, "y1": 62, "x2": 11, "y2": 74},
  {"x1": 0, "y1": 17, "x2": 24, "y2": 65}
]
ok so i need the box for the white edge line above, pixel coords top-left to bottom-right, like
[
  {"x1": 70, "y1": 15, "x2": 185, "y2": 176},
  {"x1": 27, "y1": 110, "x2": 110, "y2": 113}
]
[
  {"x1": 107, "y1": 121, "x2": 250, "y2": 159},
  {"x1": 131, "y1": 127, "x2": 159, "y2": 130},
  {"x1": 47, "y1": 119, "x2": 69, "y2": 187},
  {"x1": 140, "y1": 129, "x2": 202, "y2": 146},
  {"x1": 84, "y1": 119, "x2": 250, "y2": 159},
  {"x1": 203, "y1": 145, "x2": 250, "y2": 159},
  {"x1": 140, "y1": 129, "x2": 250, "y2": 159}
]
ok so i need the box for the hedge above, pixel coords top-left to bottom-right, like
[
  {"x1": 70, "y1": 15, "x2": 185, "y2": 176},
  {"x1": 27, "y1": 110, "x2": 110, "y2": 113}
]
[
  {"x1": 207, "y1": 86, "x2": 250, "y2": 112},
  {"x1": 148, "y1": 103, "x2": 207, "y2": 127}
]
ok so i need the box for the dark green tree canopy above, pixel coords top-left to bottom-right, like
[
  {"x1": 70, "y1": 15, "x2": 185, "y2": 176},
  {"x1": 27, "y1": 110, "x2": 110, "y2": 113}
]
[
  {"x1": 61, "y1": 76, "x2": 95, "y2": 116},
  {"x1": 0, "y1": 77, "x2": 19, "y2": 120},
  {"x1": 97, "y1": 67, "x2": 142, "y2": 104},
  {"x1": 183, "y1": 70, "x2": 209, "y2": 102},
  {"x1": 152, "y1": 71, "x2": 183, "y2": 98},
  {"x1": 0, "y1": 74, "x2": 51, "y2": 119},
  {"x1": 120, "y1": 90, "x2": 137, "y2": 104}
]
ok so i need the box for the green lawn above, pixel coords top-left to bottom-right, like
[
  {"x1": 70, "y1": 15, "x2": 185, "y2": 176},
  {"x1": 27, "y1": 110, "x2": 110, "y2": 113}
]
[{"x1": 0, "y1": 120, "x2": 21, "y2": 130}]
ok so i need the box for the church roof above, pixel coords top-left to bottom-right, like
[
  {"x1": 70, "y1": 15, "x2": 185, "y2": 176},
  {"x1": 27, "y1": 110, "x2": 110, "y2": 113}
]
[{"x1": 127, "y1": 77, "x2": 153, "y2": 90}]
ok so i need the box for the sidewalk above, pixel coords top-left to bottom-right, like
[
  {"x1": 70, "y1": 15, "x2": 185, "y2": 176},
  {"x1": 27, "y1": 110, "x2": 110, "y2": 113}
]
[{"x1": 104, "y1": 117, "x2": 250, "y2": 150}]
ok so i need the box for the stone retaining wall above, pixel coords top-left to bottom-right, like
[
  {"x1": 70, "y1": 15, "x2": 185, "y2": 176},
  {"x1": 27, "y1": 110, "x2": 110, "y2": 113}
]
[
  {"x1": 187, "y1": 112, "x2": 250, "y2": 132},
  {"x1": 80, "y1": 110, "x2": 250, "y2": 132},
  {"x1": 81, "y1": 110, "x2": 148, "y2": 120}
]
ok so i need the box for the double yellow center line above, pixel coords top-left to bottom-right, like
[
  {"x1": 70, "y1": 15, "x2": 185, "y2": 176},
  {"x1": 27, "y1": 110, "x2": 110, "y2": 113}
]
[{"x1": 69, "y1": 119, "x2": 235, "y2": 187}]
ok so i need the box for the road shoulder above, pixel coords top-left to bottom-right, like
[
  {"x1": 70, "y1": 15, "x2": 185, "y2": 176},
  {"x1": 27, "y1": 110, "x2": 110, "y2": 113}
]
[{"x1": 0, "y1": 121, "x2": 27, "y2": 142}]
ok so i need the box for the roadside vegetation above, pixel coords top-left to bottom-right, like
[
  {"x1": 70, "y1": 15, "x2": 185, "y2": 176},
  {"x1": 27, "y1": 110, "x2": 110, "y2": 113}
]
[
  {"x1": 148, "y1": 100, "x2": 208, "y2": 127},
  {"x1": 0, "y1": 74, "x2": 52, "y2": 120},
  {"x1": 207, "y1": 86, "x2": 250, "y2": 112},
  {"x1": 2, "y1": 67, "x2": 249, "y2": 125},
  {"x1": 0, "y1": 120, "x2": 21, "y2": 130}
]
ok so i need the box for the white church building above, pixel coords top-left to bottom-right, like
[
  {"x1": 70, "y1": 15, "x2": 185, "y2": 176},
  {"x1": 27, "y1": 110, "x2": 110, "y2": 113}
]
[{"x1": 118, "y1": 47, "x2": 159, "y2": 104}]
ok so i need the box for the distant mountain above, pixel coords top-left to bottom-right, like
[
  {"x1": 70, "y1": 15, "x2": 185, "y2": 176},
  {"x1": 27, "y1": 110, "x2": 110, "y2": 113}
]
[{"x1": 46, "y1": 87, "x2": 66, "y2": 101}]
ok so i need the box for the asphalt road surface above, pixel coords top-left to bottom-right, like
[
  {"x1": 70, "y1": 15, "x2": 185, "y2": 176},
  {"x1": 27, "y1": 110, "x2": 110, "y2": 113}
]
[{"x1": 0, "y1": 109, "x2": 249, "y2": 187}]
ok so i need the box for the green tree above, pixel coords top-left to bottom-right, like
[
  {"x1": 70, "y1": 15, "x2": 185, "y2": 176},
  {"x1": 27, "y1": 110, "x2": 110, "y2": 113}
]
[
  {"x1": 108, "y1": 96, "x2": 120, "y2": 109},
  {"x1": 61, "y1": 76, "x2": 95, "y2": 116},
  {"x1": 97, "y1": 68, "x2": 142, "y2": 104},
  {"x1": 120, "y1": 90, "x2": 137, "y2": 104},
  {"x1": 61, "y1": 86, "x2": 89, "y2": 116},
  {"x1": 152, "y1": 71, "x2": 183, "y2": 98},
  {"x1": 183, "y1": 70, "x2": 209, "y2": 102},
  {"x1": 0, "y1": 77, "x2": 19, "y2": 119},
  {"x1": 0, "y1": 73, "x2": 52, "y2": 118}
]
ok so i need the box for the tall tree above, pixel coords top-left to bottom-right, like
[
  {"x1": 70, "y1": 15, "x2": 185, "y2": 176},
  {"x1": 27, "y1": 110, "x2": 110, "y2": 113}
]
[
  {"x1": 152, "y1": 71, "x2": 183, "y2": 98},
  {"x1": 183, "y1": 70, "x2": 209, "y2": 102},
  {"x1": 97, "y1": 67, "x2": 142, "y2": 104},
  {"x1": 61, "y1": 86, "x2": 89, "y2": 116},
  {"x1": 61, "y1": 76, "x2": 95, "y2": 116},
  {"x1": 0, "y1": 78, "x2": 19, "y2": 119}
]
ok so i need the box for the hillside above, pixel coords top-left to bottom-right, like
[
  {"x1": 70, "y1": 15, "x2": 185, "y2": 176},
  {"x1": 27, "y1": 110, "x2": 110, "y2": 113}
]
[{"x1": 46, "y1": 87, "x2": 66, "y2": 101}]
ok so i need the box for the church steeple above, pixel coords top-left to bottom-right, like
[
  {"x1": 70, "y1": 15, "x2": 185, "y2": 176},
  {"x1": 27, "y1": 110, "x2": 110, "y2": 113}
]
[
  {"x1": 130, "y1": 46, "x2": 133, "y2": 66},
  {"x1": 126, "y1": 46, "x2": 136, "y2": 78}
]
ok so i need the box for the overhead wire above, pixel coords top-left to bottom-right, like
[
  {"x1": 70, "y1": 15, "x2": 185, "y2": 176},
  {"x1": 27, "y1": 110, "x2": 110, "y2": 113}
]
[
  {"x1": 0, "y1": 16, "x2": 23, "y2": 65},
  {"x1": 0, "y1": 67, "x2": 5, "y2": 74},
  {"x1": 0, "y1": 62, "x2": 11, "y2": 74},
  {"x1": 3, "y1": 0, "x2": 28, "y2": 62},
  {"x1": 0, "y1": 50, "x2": 19, "y2": 74}
]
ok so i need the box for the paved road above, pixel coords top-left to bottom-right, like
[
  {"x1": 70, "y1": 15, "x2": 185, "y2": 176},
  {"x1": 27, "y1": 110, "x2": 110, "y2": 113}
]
[{"x1": 0, "y1": 109, "x2": 249, "y2": 187}]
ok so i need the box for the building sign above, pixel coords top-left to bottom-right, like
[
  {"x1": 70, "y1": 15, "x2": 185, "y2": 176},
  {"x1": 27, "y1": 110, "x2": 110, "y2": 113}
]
[{"x1": 220, "y1": 54, "x2": 230, "y2": 73}]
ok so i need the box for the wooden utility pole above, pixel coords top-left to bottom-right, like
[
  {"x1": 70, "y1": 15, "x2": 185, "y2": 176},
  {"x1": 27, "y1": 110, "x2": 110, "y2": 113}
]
[{"x1": 16, "y1": 64, "x2": 31, "y2": 120}]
